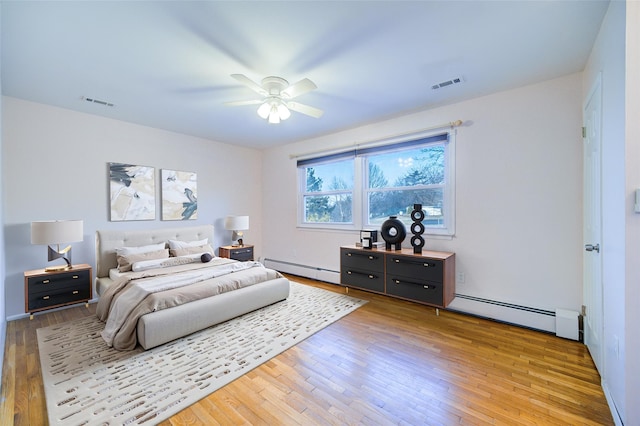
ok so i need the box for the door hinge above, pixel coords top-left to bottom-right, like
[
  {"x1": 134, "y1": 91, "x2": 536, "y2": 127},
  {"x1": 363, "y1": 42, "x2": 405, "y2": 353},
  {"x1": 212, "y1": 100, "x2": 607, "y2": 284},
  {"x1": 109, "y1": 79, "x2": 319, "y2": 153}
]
[
  {"x1": 582, "y1": 126, "x2": 587, "y2": 138},
  {"x1": 581, "y1": 305, "x2": 587, "y2": 317}
]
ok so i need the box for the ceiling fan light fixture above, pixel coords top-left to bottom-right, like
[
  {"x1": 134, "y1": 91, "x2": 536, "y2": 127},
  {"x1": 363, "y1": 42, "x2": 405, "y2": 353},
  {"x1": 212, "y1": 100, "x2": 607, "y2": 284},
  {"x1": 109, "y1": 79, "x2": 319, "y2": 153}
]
[
  {"x1": 277, "y1": 103, "x2": 291, "y2": 120},
  {"x1": 268, "y1": 104, "x2": 281, "y2": 124},
  {"x1": 231, "y1": 74, "x2": 322, "y2": 122},
  {"x1": 257, "y1": 102, "x2": 271, "y2": 119}
]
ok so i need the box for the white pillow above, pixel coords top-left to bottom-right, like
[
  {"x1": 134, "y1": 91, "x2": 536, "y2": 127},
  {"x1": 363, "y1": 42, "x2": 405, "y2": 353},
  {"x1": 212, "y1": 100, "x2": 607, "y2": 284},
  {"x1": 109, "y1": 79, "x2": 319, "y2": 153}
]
[
  {"x1": 168, "y1": 238, "x2": 208, "y2": 250},
  {"x1": 132, "y1": 254, "x2": 203, "y2": 272},
  {"x1": 115, "y1": 242, "x2": 166, "y2": 256}
]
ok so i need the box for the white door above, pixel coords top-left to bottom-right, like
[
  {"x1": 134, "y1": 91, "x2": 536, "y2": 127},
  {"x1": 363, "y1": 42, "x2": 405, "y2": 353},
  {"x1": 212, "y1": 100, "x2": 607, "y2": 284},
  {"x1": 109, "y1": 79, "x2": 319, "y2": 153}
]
[{"x1": 583, "y1": 75, "x2": 603, "y2": 374}]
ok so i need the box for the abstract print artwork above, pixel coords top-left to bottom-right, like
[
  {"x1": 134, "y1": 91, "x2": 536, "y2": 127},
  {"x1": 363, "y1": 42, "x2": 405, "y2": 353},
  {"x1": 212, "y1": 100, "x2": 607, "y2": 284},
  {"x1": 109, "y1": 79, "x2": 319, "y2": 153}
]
[
  {"x1": 161, "y1": 169, "x2": 198, "y2": 220},
  {"x1": 109, "y1": 163, "x2": 156, "y2": 221}
]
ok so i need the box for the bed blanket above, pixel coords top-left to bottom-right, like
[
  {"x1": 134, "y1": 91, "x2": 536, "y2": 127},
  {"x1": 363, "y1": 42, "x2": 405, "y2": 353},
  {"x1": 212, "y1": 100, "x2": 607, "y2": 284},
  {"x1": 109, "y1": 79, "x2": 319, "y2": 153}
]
[{"x1": 96, "y1": 259, "x2": 280, "y2": 350}]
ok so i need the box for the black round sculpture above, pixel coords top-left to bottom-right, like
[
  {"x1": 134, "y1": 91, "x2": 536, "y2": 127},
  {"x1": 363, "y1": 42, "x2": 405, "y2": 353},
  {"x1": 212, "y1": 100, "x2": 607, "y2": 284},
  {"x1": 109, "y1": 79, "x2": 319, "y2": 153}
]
[
  {"x1": 380, "y1": 216, "x2": 406, "y2": 250},
  {"x1": 410, "y1": 203, "x2": 425, "y2": 254}
]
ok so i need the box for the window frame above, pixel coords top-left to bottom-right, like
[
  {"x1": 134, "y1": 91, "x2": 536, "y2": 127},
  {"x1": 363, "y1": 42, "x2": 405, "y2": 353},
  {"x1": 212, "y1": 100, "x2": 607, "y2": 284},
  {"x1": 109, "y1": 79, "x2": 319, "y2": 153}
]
[{"x1": 296, "y1": 130, "x2": 456, "y2": 237}]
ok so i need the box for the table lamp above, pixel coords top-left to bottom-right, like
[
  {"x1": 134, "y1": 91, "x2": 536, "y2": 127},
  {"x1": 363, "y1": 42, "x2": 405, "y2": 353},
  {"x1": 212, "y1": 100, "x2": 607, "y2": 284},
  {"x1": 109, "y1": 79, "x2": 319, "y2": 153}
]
[
  {"x1": 31, "y1": 220, "x2": 84, "y2": 271},
  {"x1": 224, "y1": 215, "x2": 249, "y2": 246}
]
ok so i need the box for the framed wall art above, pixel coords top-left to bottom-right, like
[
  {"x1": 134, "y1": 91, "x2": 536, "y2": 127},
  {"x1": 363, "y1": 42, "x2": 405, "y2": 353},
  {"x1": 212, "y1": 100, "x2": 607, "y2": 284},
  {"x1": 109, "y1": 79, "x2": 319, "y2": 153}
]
[
  {"x1": 109, "y1": 162, "x2": 156, "y2": 221},
  {"x1": 161, "y1": 169, "x2": 198, "y2": 220}
]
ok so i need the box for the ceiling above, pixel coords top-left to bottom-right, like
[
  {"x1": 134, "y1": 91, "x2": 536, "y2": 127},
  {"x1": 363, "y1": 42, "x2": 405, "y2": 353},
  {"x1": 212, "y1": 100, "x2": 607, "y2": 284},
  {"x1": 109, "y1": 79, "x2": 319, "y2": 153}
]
[{"x1": 1, "y1": 1, "x2": 609, "y2": 149}]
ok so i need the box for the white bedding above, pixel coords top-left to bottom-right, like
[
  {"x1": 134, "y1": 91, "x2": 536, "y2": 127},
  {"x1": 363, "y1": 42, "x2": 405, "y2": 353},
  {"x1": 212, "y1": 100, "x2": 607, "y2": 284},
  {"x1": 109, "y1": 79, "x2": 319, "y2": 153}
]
[
  {"x1": 99, "y1": 259, "x2": 263, "y2": 347},
  {"x1": 97, "y1": 257, "x2": 282, "y2": 350}
]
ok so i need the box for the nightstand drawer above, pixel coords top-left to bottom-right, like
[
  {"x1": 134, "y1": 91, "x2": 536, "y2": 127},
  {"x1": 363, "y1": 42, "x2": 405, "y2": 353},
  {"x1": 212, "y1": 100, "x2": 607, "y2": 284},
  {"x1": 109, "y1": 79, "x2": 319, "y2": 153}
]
[
  {"x1": 27, "y1": 269, "x2": 91, "y2": 294},
  {"x1": 230, "y1": 247, "x2": 253, "y2": 261},
  {"x1": 219, "y1": 245, "x2": 254, "y2": 261},
  {"x1": 28, "y1": 286, "x2": 91, "y2": 311}
]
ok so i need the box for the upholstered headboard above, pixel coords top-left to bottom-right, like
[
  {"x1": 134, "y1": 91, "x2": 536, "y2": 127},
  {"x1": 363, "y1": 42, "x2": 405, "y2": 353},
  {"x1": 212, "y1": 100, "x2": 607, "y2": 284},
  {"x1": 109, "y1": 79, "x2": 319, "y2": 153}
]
[{"x1": 95, "y1": 225, "x2": 215, "y2": 278}]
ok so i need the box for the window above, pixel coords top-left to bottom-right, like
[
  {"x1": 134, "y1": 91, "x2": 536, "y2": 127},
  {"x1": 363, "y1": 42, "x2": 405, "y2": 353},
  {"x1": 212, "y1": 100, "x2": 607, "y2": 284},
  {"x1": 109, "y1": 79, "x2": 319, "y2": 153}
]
[
  {"x1": 301, "y1": 158, "x2": 354, "y2": 224},
  {"x1": 297, "y1": 132, "x2": 455, "y2": 236}
]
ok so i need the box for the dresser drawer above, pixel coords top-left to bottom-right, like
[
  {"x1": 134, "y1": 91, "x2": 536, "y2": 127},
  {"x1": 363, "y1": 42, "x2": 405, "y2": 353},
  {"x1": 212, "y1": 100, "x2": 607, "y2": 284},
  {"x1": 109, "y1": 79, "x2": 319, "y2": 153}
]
[
  {"x1": 386, "y1": 275, "x2": 444, "y2": 306},
  {"x1": 27, "y1": 269, "x2": 91, "y2": 294},
  {"x1": 386, "y1": 255, "x2": 443, "y2": 283},
  {"x1": 341, "y1": 267, "x2": 384, "y2": 293},
  {"x1": 340, "y1": 248, "x2": 384, "y2": 272},
  {"x1": 28, "y1": 285, "x2": 91, "y2": 311}
]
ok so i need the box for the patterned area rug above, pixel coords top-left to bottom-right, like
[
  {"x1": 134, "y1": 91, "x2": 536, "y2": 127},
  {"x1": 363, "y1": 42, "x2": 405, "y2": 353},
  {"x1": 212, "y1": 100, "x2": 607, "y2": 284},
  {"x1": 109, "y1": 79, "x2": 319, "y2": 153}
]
[{"x1": 37, "y1": 282, "x2": 366, "y2": 425}]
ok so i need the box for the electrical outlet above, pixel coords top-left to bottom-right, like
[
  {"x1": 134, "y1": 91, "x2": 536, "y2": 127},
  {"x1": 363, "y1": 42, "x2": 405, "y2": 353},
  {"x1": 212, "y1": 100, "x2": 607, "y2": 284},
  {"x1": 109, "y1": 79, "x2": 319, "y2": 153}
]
[{"x1": 456, "y1": 271, "x2": 465, "y2": 284}]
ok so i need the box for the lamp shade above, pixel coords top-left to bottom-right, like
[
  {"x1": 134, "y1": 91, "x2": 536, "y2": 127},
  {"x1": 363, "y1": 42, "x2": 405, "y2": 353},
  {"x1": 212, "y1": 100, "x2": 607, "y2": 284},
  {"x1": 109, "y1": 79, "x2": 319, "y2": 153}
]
[
  {"x1": 31, "y1": 220, "x2": 84, "y2": 245},
  {"x1": 224, "y1": 215, "x2": 249, "y2": 231}
]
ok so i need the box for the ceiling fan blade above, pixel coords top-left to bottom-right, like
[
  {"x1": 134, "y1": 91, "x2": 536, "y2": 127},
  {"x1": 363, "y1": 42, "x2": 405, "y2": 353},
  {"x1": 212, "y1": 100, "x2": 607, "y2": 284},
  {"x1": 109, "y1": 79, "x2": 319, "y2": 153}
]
[
  {"x1": 230, "y1": 74, "x2": 268, "y2": 96},
  {"x1": 224, "y1": 99, "x2": 263, "y2": 106},
  {"x1": 287, "y1": 101, "x2": 324, "y2": 118},
  {"x1": 281, "y1": 78, "x2": 317, "y2": 99}
]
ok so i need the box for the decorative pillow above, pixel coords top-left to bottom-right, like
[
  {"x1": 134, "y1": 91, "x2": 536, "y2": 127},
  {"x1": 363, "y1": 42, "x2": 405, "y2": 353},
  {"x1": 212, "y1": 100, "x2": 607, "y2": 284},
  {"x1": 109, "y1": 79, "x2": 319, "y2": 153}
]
[
  {"x1": 169, "y1": 243, "x2": 214, "y2": 257},
  {"x1": 201, "y1": 253, "x2": 213, "y2": 263},
  {"x1": 132, "y1": 254, "x2": 201, "y2": 272},
  {"x1": 168, "y1": 238, "x2": 208, "y2": 250},
  {"x1": 117, "y1": 248, "x2": 169, "y2": 272},
  {"x1": 115, "y1": 242, "x2": 166, "y2": 256}
]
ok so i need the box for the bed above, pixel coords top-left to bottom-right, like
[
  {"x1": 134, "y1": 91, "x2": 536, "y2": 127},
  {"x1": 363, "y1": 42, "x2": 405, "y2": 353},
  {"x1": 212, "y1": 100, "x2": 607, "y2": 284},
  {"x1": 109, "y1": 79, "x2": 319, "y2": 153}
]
[{"x1": 94, "y1": 225, "x2": 290, "y2": 350}]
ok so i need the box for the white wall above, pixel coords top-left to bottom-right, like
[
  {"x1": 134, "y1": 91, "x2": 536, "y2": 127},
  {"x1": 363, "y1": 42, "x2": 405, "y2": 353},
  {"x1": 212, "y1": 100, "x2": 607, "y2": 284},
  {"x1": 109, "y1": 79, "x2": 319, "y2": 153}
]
[
  {"x1": 262, "y1": 73, "x2": 584, "y2": 332},
  {"x1": 2, "y1": 97, "x2": 264, "y2": 319},
  {"x1": 624, "y1": 3, "x2": 640, "y2": 423}
]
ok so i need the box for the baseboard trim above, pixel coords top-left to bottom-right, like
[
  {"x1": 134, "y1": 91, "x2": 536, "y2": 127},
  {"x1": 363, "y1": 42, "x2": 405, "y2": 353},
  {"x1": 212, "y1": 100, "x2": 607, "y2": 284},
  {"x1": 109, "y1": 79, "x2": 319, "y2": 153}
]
[{"x1": 602, "y1": 381, "x2": 624, "y2": 426}]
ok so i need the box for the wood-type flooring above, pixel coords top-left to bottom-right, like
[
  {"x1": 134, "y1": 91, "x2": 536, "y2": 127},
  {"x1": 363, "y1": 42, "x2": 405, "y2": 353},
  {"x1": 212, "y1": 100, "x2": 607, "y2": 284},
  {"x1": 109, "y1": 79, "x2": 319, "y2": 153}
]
[{"x1": 1, "y1": 275, "x2": 613, "y2": 425}]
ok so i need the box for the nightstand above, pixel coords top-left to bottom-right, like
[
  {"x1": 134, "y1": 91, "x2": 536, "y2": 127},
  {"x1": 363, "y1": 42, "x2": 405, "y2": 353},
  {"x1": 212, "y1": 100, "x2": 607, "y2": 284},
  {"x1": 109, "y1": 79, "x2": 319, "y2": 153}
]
[
  {"x1": 24, "y1": 264, "x2": 92, "y2": 319},
  {"x1": 219, "y1": 245, "x2": 254, "y2": 261}
]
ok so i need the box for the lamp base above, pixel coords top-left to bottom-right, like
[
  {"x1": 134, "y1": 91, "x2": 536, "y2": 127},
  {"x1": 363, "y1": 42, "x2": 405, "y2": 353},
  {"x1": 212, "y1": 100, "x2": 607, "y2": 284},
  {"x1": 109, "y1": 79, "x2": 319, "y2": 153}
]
[{"x1": 44, "y1": 264, "x2": 72, "y2": 272}]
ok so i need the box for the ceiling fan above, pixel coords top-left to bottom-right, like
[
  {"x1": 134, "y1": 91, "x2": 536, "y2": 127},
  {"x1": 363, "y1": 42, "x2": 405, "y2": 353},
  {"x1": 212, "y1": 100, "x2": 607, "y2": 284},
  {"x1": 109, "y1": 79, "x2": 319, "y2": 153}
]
[{"x1": 226, "y1": 74, "x2": 324, "y2": 124}]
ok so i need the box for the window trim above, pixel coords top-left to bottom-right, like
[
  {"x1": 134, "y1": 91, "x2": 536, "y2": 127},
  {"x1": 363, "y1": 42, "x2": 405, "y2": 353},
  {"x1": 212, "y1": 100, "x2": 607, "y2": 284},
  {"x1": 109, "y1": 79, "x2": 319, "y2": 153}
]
[{"x1": 296, "y1": 130, "x2": 456, "y2": 237}]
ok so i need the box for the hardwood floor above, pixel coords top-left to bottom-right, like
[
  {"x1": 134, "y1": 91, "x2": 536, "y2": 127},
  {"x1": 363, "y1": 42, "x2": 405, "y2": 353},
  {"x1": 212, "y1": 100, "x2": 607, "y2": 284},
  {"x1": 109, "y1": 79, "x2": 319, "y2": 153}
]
[{"x1": 2, "y1": 275, "x2": 613, "y2": 425}]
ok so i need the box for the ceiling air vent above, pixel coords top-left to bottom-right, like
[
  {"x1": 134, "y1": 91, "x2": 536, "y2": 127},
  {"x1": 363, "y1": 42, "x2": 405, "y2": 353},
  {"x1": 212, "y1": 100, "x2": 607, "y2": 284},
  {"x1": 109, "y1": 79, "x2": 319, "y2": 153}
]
[
  {"x1": 81, "y1": 96, "x2": 115, "y2": 107},
  {"x1": 431, "y1": 77, "x2": 463, "y2": 90}
]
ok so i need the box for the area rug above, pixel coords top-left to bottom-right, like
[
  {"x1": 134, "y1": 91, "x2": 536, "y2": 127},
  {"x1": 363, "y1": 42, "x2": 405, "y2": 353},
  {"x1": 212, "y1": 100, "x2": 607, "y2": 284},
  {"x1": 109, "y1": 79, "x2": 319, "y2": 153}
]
[{"x1": 37, "y1": 282, "x2": 366, "y2": 425}]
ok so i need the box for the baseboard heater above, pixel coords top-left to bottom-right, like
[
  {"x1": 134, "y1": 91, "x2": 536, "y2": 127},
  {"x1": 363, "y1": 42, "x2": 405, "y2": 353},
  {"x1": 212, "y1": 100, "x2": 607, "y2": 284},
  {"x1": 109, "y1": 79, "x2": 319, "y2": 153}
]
[
  {"x1": 263, "y1": 258, "x2": 340, "y2": 284},
  {"x1": 454, "y1": 294, "x2": 555, "y2": 317},
  {"x1": 453, "y1": 294, "x2": 581, "y2": 340}
]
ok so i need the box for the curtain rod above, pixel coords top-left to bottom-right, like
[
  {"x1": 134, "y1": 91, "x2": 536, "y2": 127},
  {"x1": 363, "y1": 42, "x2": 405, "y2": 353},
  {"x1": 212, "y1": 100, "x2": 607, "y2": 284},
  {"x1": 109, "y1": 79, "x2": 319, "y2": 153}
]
[{"x1": 289, "y1": 119, "x2": 464, "y2": 160}]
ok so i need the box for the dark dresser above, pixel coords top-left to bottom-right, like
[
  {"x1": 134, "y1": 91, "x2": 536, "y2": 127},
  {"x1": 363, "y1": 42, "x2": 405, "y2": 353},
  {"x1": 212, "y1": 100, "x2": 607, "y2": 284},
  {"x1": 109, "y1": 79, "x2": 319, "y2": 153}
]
[{"x1": 340, "y1": 245, "x2": 455, "y2": 309}]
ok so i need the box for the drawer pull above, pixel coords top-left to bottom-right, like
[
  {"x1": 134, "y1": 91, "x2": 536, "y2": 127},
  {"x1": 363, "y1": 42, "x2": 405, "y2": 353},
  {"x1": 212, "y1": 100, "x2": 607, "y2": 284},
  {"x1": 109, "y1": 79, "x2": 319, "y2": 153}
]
[
  {"x1": 42, "y1": 279, "x2": 50, "y2": 284},
  {"x1": 346, "y1": 252, "x2": 379, "y2": 261},
  {"x1": 43, "y1": 295, "x2": 50, "y2": 300},
  {"x1": 393, "y1": 279, "x2": 434, "y2": 290},
  {"x1": 393, "y1": 258, "x2": 433, "y2": 268},
  {"x1": 72, "y1": 275, "x2": 79, "y2": 279},
  {"x1": 347, "y1": 270, "x2": 377, "y2": 279},
  {"x1": 72, "y1": 290, "x2": 79, "y2": 294}
]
